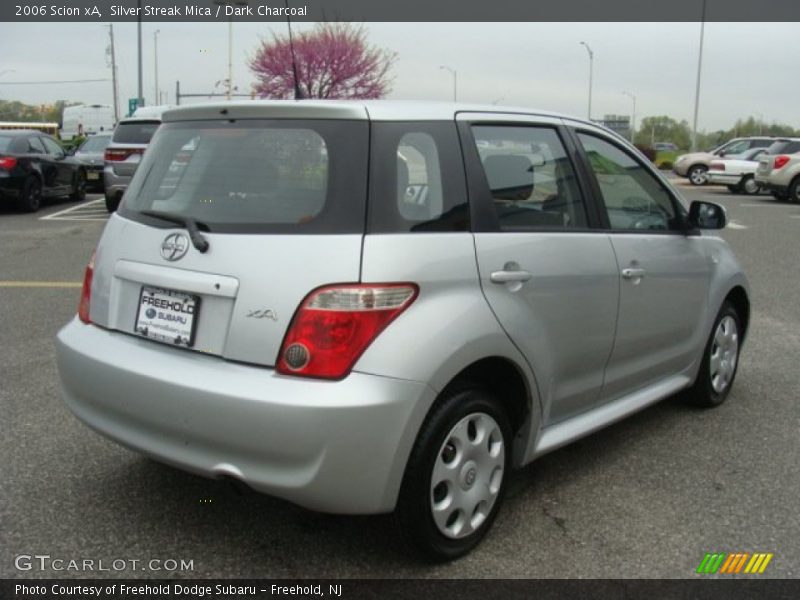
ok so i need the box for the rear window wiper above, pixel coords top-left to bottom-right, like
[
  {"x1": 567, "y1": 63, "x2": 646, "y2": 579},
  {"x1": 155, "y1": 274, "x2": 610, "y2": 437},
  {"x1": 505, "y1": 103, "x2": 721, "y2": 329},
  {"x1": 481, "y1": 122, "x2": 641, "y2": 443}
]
[{"x1": 138, "y1": 210, "x2": 210, "y2": 253}]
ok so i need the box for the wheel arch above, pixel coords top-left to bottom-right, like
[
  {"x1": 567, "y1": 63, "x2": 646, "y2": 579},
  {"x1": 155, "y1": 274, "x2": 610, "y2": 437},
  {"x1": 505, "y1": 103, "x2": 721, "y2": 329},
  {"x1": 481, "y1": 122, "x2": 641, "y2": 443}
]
[{"x1": 724, "y1": 285, "x2": 750, "y2": 343}]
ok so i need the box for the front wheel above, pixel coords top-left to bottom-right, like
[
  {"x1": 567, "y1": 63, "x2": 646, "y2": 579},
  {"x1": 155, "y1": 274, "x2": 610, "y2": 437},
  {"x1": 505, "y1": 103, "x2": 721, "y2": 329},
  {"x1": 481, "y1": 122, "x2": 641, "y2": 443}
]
[
  {"x1": 789, "y1": 178, "x2": 800, "y2": 204},
  {"x1": 395, "y1": 386, "x2": 511, "y2": 561},
  {"x1": 688, "y1": 165, "x2": 709, "y2": 186},
  {"x1": 686, "y1": 302, "x2": 741, "y2": 408}
]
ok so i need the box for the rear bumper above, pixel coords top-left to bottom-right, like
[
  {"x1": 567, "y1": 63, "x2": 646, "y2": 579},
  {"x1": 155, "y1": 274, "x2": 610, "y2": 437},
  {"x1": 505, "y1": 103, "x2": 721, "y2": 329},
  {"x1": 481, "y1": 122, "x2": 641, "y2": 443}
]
[
  {"x1": 103, "y1": 167, "x2": 129, "y2": 198},
  {"x1": 55, "y1": 318, "x2": 434, "y2": 514}
]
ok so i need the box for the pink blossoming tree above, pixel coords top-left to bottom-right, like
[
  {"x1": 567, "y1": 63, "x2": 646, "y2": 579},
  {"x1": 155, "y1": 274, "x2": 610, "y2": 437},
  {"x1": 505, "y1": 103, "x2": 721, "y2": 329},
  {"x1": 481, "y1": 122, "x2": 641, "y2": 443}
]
[{"x1": 250, "y1": 23, "x2": 396, "y2": 100}]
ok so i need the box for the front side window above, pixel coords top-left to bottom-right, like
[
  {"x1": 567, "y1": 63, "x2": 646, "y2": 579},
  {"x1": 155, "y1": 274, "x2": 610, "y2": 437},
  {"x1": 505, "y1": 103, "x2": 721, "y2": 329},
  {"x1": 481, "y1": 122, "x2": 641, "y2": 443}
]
[
  {"x1": 472, "y1": 125, "x2": 588, "y2": 230},
  {"x1": 27, "y1": 137, "x2": 46, "y2": 154},
  {"x1": 577, "y1": 132, "x2": 681, "y2": 232}
]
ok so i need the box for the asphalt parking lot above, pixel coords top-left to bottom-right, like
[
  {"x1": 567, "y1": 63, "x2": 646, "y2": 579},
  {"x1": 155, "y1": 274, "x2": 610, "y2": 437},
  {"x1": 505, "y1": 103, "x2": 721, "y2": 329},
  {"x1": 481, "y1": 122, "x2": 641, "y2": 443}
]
[{"x1": 2, "y1": 183, "x2": 798, "y2": 579}]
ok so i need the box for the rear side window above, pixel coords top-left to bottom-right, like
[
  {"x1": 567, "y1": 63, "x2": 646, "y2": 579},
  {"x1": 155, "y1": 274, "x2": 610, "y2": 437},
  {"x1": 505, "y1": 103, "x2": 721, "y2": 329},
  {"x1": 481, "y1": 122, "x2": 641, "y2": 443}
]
[
  {"x1": 0, "y1": 136, "x2": 14, "y2": 152},
  {"x1": 121, "y1": 119, "x2": 369, "y2": 234},
  {"x1": 113, "y1": 121, "x2": 160, "y2": 144},
  {"x1": 369, "y1": 122, "x2": 468, "y2": 233}
]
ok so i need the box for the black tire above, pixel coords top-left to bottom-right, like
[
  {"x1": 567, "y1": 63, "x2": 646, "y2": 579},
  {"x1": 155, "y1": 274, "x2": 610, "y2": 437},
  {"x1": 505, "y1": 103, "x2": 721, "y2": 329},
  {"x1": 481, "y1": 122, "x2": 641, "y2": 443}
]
[
  {"x1": 688, "y1": 165, "x2": 708, "y2": 186},
  {"x1": 789, "y1": 177, "x2": 800, "y2": 204},
  {"x1": 771, "y1": 191, "x2": 788, "y2": 202},
  {"x1": 70, "y1": 170, "x2": 86, "y2": 201},
  {"x1": 17, "y1": 176, "x2": 42, "y2": 212},
  {"x1": 685, "y1": 302, "x2": 741, "y2": 408},
  {"x1": 726, "y1": 184, "x2": 741, "y2": 194},
  {"x1": 105, "y1": 193, "x2": 120, "y2": 212},
  {"x1": 740, "y1": 175, "x2": 759, "y2": 195},
  {"x1": 395, "y1": 384, "x2": 512, "y2": 561}
]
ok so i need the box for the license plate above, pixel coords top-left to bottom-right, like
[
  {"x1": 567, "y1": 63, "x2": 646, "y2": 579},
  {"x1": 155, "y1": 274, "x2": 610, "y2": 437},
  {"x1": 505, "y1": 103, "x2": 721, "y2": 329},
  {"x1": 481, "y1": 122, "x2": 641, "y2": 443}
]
[
  {"x1": 135, "y1": 286, "x2": 199, "y2": 347},
  {"x1": 87, "y1": 171, "x2": 100, "y2": 180}
]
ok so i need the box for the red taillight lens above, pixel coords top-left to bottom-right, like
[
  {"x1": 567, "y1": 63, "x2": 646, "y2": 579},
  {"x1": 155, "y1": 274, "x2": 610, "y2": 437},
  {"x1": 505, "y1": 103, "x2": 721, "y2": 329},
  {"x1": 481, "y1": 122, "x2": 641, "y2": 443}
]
[
  {"x1": 104, "y1": 148, "x2": 142, "y2": 161},
  {"x1": 0, "y1": 156, "x2": 17, "y2": 170},
  {"x1": 277, "y1": 284, "x2": 419, "y2": 380},
  {"x1": 709, "y1": 161, "x2": 724, "y2": 171},
  {"x1": 773, "y1": 155, "x2": 791, "y2": 170},
  {"x1": 78, "y1": 251, "x2": 95, "y2": 324}
]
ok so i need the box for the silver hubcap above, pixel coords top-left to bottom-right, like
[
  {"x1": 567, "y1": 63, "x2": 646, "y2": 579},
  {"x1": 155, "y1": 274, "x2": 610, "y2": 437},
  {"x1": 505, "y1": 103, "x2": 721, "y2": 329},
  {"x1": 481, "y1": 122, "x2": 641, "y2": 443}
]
[
  {"x1": 743, "y1": 178, "x2": 758, "y2": 194},
  {"x1": 710, "y1": 315, "x2": 739, "y2": 394},
  {"x1": 430, "y1": 412, "x2": 505, "y2": 539},
  {"x1": 690, "y1": 168, "x2": 708, "y2": 185}
]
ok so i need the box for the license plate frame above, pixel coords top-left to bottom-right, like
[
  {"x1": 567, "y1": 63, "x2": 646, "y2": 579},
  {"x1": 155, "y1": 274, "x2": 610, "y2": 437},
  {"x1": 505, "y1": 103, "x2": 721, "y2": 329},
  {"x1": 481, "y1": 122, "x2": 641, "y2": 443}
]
[
  {"x1": 86, "y1": 171, "x2": 100, "y2": 180},
  {"x1": 135, "y1": 285, "x2": 200, "y2": 347}
]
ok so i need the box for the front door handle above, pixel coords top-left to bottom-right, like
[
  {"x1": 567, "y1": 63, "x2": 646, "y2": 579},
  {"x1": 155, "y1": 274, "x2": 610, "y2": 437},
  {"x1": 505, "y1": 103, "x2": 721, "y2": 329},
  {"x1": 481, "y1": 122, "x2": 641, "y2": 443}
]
[
  {"x1": 621, "y1": 267, "x2": 646, "y2": 279},
  {"x1": 490, "y1": 270, "x2": 532, "y2": 284}
]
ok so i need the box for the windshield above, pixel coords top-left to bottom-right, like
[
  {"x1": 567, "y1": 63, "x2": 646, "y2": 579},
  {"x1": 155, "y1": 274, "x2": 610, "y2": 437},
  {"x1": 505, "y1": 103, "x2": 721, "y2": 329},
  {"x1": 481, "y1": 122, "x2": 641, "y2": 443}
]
[
  {"x1": 79, "y1": 135, "x2": 111, "y2": 152},
  {"x1": 120, "y1": 119, "x2": 369, "y2": 234},
  {"x1": 0, "y1": 136, "x2": 15, "y2": 152}
]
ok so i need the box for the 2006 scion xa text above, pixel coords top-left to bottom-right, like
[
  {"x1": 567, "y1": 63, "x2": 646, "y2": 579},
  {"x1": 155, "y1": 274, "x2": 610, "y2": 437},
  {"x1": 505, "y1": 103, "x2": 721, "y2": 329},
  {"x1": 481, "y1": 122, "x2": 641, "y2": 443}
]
[{"x1": 56, "y1": 101, "x2": 749, "y2": 560}]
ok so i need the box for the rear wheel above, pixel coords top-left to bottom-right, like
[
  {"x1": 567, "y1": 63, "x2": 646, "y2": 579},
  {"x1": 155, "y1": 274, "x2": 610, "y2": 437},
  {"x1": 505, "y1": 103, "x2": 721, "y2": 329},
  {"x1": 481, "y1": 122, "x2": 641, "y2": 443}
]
[
  {"x1": 70, "y1": 170, "x2": 86, "y2": 201},
  {"x1": 688, "y1": 165, "x2": 708, "y2": 186},
  {"x1": 686, "y1": 302, "x2": 741, "y2": 408},
  {"x1": 395, "y1": 385, "x2": 511, "y2": 561},
  {"x1": 771, "y1": 191, "x2": 788, "y2": 202},
  {"x1": 17, "y1": 177, "x2": 42, "y2": 212},
  {"x1": 740, "y1": 175, "x2": 759, "y2": 195}
]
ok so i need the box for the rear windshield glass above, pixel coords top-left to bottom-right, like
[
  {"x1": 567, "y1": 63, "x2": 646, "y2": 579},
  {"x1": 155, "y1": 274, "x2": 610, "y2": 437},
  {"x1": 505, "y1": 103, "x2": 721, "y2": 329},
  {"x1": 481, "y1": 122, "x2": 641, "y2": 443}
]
[
  {"x1": 764, "y1": 140, "x2": 800, "y2": 155},
  {"x1": 112, "y1": 121, "x2": 160, "y2": 144},
  {"x1": 0, "y1": 136, "x2": 16, "y2": 152},
  {"x1": 120, "y1": 119, "x2": 369, "y2": 234},
  {"x1": 79, "y1": 135, "x2": 111, "y2": 152}
]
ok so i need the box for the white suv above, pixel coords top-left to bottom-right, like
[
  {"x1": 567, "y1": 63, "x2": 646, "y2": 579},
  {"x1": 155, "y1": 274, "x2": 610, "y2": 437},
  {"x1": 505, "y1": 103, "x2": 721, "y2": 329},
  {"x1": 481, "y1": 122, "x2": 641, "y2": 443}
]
[
  {"x1": 754, "y1": 138, "x2": 800, "y2": 202},
  {"x1": 56, "y1": 101, "x2": 750, "y2": 560}
]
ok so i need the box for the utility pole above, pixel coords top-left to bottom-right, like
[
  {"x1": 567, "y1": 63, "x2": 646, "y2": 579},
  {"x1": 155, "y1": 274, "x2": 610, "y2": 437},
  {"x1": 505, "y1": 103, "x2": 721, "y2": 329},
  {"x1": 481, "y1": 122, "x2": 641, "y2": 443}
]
[
  {"x1": 153, "y1": 30, "x2": 161, "y2": 106},
  {"x1": 107, "y1": 24, "x2": 119, "y2": 122},
  {"x1": 580, "y1": 42, "x2": 594, "y2": 120}
]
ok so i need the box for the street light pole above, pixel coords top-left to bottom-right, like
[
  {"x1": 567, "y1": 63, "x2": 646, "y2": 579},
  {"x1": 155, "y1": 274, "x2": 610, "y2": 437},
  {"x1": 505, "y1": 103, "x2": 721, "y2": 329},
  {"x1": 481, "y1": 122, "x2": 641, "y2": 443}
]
[
  {"x1": 153, "y1": 29, "x2": 161, "y2": 106},
  {"x1": 691, "y1": 0, "x2": 707, "y2": 151},
  {"x1": 215, "y1": 1, "x2": 249, "y2": 100},
  {"x1": 137, "y1": 0, "x2": 143, "y2": 107},
  {"x1": 439, "y1": 66, "x2": 457, "y2": 102},
  {"x1": 579, "y1": 42, "x2": 594, "y2": 120},
  {"x1": 622, "y1": 91, "x2": 636, "y2": 143}
]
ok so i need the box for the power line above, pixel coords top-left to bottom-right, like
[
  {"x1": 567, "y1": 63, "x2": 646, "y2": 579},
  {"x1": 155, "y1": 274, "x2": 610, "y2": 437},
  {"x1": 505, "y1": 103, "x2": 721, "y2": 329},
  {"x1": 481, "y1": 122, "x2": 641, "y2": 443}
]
[{"x1": 0, "y1": 79, "x2": 110, "y2": 85}]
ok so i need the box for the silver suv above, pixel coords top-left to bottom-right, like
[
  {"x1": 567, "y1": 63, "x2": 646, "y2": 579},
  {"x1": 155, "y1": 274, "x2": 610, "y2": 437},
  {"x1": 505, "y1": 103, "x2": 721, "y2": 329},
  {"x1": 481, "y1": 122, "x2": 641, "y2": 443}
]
[
  {"x1": 673, "y1": 136, "x2": 774, "y2": 185},
  {"x1": 103, "y1": 116, "x2": 161, "y2": 212},
  {"x1": 56, "y1": 101, "x2": 750, "y2": 560},
  {"x1": 754, "y1": 138, "x2": 800, "y2": 202}
]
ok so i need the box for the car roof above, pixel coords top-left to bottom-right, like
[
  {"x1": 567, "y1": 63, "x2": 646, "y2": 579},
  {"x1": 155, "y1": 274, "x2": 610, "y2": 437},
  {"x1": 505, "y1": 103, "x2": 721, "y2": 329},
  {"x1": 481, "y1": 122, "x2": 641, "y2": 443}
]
[
  {"x1": 161, "y1": 100, "x2": 581, "y2": 125},
  {"x1": 0, "y1": 130, "x2": 42, "y2": 137}
]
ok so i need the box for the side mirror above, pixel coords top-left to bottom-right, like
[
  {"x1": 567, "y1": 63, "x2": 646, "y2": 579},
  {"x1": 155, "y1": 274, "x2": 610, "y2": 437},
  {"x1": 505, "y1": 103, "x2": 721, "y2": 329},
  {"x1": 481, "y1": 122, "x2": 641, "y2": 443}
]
[{"x1": 688, "y1": 200, "x2": 726, "y2": 230}]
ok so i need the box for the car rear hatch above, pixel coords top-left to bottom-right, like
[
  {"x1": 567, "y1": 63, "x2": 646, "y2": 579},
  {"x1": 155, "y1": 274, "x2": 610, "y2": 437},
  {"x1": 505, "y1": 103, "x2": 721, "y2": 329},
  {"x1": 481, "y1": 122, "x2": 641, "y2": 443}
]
[
  {"x1": 88, "y1": 112, "x2": 370, "y2": 368},
  {"x1": 106, "y1": 120, "x2": 160, "y2": 177}
]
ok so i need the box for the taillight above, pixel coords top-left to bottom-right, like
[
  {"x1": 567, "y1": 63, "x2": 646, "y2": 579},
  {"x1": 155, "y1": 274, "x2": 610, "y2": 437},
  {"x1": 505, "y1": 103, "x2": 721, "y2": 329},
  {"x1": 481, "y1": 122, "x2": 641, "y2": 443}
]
[
  {"x1": 709, "y1": 161, "x2": 725, "y2": 171},
  {"x1": 104, "y1": 148, "x2": 142, "y2": 161},
  {"x1": 773, "y1": 155, "x2": 791, "y2": 170},
  {"x1": 78, "y1": 251, "x2": 95, "y2": 324},
  {"x1": 277, "y1": 283, "x2": 419, "y2": 380},
  {"x1": 0, "y1": 156, "x2": 17, "y2": 170}
]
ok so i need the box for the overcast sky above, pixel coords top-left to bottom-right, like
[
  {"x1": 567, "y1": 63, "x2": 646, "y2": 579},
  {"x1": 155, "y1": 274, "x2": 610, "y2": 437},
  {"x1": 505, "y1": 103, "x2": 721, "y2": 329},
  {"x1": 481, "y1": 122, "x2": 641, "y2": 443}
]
[{"x1": 1, "y1": 21, "x2": 797, "y2": 132}]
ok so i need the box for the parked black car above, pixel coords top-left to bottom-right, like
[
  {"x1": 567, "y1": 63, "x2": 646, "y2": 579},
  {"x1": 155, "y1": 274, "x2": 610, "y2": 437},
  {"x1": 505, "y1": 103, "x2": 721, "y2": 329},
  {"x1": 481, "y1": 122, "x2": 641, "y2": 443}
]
[{"x1": 0, "y1": 130, "x2": 87, "y2": 212}]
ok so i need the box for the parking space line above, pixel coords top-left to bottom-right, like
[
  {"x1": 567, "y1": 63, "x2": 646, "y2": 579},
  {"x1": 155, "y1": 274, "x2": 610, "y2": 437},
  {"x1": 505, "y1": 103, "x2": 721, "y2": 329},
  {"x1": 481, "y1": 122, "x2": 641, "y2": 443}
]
[
  {"x1": 40, "y1": 199, "x2": 108, "y2": 221},
  {"x1": 0, "y1": 281, "x2": 81, "y2": 288},
  {"x1": 739, "y1": 203, "x2": 790, "y2": 208}
]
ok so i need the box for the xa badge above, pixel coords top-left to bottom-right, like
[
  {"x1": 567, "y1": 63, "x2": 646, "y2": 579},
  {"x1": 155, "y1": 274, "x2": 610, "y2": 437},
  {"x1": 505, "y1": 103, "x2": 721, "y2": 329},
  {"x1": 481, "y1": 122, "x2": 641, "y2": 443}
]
[
  {"x1": 246, "y1": 309, "x2": 278, "y2": 321},
  {"x1": 161, "y1": 233, "x2": 189, "y2": 261}
]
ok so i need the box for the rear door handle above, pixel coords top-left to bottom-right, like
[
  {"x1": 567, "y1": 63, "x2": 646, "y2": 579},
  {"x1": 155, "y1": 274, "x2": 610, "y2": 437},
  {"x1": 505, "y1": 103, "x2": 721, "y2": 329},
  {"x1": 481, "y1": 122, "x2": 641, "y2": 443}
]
[
  {"x1": 621, "y1": 268, "x2": 646, "y2": 279},
  {"x1": 490, "y1": 270, "x2": 532, "y2": 284}
]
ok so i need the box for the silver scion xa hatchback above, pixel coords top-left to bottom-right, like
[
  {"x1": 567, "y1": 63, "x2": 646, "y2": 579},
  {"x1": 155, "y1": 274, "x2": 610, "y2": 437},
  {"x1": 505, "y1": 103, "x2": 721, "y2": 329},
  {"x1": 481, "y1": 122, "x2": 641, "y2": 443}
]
[{"x1": 56, "y1": 101, "x2": 750, "y2": 560}]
